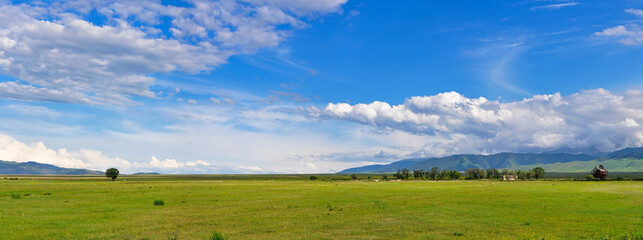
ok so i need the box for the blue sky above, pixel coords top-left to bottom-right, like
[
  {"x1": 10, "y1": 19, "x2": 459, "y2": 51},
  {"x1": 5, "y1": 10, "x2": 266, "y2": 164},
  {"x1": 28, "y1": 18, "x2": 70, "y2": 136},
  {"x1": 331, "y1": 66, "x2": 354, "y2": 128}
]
[{"x1": 0, "y1": 0, "x2": 642, "y2": 173}]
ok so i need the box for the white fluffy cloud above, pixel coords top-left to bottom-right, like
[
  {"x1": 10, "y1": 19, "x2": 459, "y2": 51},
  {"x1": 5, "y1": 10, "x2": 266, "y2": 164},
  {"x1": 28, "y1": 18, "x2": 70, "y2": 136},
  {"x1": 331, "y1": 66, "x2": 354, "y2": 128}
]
[
  {"x1": 595, "y1": 9, "x2": 643, "y2": 45},
  {"x1": 0, "y1": 132, "x2": 132, "y2": 170},
  {"x1": 0, "y1": 132, "x2": 218, "y2": 173},
  {"x1": 314, "y1": 89, "x2": 643, "y2": 153},
  {"x1": 149, "y1": 156, "x2": 210, "y2": 168},
  {"x1": 0, "y1": 0, "x2": 346, "y2": 104}
]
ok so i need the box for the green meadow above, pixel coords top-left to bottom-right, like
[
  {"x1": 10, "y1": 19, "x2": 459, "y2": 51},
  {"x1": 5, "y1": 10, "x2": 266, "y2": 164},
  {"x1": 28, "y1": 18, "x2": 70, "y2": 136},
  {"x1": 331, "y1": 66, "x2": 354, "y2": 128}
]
[{"x1": 1, "y1": 175, "x2": 641, "y2": 239}]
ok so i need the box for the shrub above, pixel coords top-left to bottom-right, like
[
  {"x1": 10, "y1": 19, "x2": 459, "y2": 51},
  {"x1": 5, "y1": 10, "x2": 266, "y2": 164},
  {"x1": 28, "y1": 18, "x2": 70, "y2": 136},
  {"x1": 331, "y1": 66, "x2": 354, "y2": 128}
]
[
  {"x1": 210, "y1": 231, "x2": 227, "y2": 240},
  {"x1": 309, "y1": 176, "x2": 317, "y2": 180},
  {"x1": 153, "y1": 200, "x2": 165, "y2": 206},
  {"x1": 350, "y1": 174, "x2": 358, "y2": 180},
  {"x1": 382, "y1": 175, "x2": 388, "y2": 180},
  {"x1": 11, "y1": 193, "x2": 21, "y2": 199}
]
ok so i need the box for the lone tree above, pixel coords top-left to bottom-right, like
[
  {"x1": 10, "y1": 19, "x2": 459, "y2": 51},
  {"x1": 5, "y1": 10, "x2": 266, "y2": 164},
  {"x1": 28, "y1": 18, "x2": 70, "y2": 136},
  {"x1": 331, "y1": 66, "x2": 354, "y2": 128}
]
[
  {"x1": 350, "y1": 174, "x2": 358, "y2": 180},
  {"x1": 105, "y1": 168, "x2": 120, "y2": 181}
]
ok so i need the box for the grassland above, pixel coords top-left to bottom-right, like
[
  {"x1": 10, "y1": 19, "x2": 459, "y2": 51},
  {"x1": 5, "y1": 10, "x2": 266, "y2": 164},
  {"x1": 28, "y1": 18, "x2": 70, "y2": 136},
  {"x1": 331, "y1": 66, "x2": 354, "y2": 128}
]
[{"x1": 1, "y1": 175, "x2": 641, "y2": 239}]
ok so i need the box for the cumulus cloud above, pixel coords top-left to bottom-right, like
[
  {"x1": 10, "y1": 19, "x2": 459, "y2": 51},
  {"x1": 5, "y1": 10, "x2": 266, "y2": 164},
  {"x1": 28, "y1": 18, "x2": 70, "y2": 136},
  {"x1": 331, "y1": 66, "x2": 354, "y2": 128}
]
[
  {"x1": 0, "y1": 132, "x2": 132, "y2": 170},
  {"x1": 313, "y1": 89, "x2": 643, "y2": 153},
  {"x1": 0, "y1": 0, "x2": 347, "y2": 104},
  {"x1": 149, "y1": 156, "x2": 210, "y2": 168},
  {"x1": 0, "y1": 132, "x2": 217, "y2": 173},
  {"x1": 595, "y1": 9, "x2": 643, "y2": 45}
]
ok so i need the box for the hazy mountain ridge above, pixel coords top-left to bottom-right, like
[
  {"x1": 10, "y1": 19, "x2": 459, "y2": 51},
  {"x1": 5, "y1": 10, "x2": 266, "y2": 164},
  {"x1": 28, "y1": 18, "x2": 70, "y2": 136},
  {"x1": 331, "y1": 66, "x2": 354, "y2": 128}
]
[
  {"x1": 0, "y1": 160, "x2": 103, "y2": 175},
  {"x1": 339, "y1": 147, "x2": 643, "y2": 173}
]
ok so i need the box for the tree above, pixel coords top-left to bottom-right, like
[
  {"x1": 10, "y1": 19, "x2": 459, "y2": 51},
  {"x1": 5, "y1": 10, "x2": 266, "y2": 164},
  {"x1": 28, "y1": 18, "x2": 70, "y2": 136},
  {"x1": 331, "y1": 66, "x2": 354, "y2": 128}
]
[
  {"x1": 105, "y1": 168, "x2": 119, "y2": 181},
  {"x1": 478, "y1": 168, "x2": 487, "y2": 179},
  {"x1": 486, "y1": 168, "x2": 501, "y2": 179},
  {"x1": 438, "y1": 169, "x2": 449, "y2": 180},
  {"x1": 448, "y1": 170, "x2": 461, "y2": 180},
  {"x1": 525, "y1": 170, "x2": 533, "y2": 180},
  {"x1": 532, "y1": 167, "x2": 545, "y2": 179},
  {"x1": 501, "y1": 169, "x2": 510, "y2": 178},
  {"x1": 428, "y1": 167, "x2": 439, "y2": 180},
  {"x1": 394, "y1": 170, "x2": 403, "y2": 179},
  {"x1": 350, "y1": 174, "x2": 358, "y2": 180},
  {"x1": 464, "y1": 168, "x2": 475, "y2": 179},
  {"x1": 309, "y1": 176, "x2": 317, "y2": 180},
  {"x1": 413, "y1": 169, "x2": 425, "y2": 180},
  {"x1": 401, "y1": 168, "x2": 411, "y2": 180}
]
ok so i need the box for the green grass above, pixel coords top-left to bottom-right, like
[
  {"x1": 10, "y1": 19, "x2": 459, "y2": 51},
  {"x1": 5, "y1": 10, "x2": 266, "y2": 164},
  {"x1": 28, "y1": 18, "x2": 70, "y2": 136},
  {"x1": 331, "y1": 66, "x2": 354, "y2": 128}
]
[{"x1": 0, "y1": 176, "x2": 641, "y2": 239}]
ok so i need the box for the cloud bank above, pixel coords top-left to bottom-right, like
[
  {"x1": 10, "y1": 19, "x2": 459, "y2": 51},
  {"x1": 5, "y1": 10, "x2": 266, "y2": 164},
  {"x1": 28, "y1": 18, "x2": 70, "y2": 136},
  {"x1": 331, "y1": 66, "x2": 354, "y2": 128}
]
[
  {"x1": 314, "y1": 89, "x2": 643, "y2": 153},
  {"x1": 0, "y1": 0, "x2": 346, "y2": 104}
]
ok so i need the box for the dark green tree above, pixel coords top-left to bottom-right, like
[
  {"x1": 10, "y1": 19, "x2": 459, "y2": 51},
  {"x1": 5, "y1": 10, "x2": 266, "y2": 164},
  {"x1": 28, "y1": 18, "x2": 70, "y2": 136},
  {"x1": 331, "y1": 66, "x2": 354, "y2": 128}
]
[
  {"x1": 525, "y1": 170, "x2": 533, "y2": 180},
  {"x1": 501, "y1": 169, "x2": 510, "y2": 178},
  {"x1": 394, "y1": 169, "x2": 403, "y2": 179},
  {"x1": 413, "y1": 169, "x2": 425, "y2": 180},
  {"x1": 105, "y1": 168, "x2": 119, "y2": 181},
  {"x1": 532, "y1": 167, "x2": 545, "y2": 179},
  {"x1": 448, "y1": 170, "x2": 461, "y2": 179},
  {"x1": 401, "y1": 168, "x2": 411, "y2": 180},
  {"x1": 350, "y1": 174, "x2": 358, "y2": 180},
  {"x1": 428, "y1": 167, "x2": 439, "y2": 180}
]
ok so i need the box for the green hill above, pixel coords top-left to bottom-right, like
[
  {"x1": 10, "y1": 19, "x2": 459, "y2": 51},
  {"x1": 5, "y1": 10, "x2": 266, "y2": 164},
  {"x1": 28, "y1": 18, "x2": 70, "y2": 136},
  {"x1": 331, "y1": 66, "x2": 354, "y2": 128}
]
[
  {"x1": 0, "y1": 160, "x2": 103, "y2": 175},
  {"x1": 518, "y1": 158, "x2": 643, "y2": 172},
  {"x1": 339, "y1": 147, "x2": 643, "y2": 173}
]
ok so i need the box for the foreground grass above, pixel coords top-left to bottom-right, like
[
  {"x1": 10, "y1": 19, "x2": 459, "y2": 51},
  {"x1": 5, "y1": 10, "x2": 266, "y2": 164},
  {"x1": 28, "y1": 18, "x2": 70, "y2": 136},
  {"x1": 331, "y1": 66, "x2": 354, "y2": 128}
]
[{"x1": 1, "y1": 178, "x2": 641, "y2": 239}]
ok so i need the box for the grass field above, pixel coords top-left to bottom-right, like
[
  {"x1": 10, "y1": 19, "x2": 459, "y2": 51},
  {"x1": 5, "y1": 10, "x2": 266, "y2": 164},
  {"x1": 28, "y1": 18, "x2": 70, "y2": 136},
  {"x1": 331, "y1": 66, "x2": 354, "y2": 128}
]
[{"x1": 1, "y1": 175, "x2": 641, "y2": 239}]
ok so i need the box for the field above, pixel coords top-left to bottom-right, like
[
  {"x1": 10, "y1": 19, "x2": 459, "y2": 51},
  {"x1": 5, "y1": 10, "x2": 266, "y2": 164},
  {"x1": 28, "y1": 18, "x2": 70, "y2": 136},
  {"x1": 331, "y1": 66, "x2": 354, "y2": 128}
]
[{"x1": 1, "y1": 175, "x2": 642, "y2": 239}]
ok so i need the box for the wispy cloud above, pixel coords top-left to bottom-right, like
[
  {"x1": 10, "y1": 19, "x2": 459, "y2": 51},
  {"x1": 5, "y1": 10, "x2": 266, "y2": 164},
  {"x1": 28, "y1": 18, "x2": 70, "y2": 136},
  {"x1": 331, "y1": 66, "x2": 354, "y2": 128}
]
[
  {"x1": 466, "y1": 36, "x2": 531, "y2": 96},
  {"x1": 530, "y1": 2, "x2": 579, "y2": 11}
]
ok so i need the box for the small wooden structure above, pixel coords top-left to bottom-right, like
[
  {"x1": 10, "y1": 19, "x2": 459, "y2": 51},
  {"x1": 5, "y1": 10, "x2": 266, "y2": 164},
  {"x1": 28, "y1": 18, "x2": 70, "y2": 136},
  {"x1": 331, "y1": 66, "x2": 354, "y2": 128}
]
[{"x1": 591, "y1": 165, "x2": 608, "y2": 180}]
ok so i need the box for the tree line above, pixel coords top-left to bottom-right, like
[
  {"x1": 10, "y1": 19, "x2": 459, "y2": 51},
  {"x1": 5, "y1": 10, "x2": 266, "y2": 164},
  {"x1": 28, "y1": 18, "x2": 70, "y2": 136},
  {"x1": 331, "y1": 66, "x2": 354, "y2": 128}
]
[{"x1": 392, "y1": 167, "x2": 545, "y2": 180}]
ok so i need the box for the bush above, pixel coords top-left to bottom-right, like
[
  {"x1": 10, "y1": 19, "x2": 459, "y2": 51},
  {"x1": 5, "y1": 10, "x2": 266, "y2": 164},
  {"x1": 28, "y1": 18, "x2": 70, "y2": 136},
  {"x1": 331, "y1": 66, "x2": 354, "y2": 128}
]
[
  {"x1": 309, "y1": 176, "x2": 317, "y2": 180},
  {"x1": 350, "y1": 174, "x2": 358, "y2": 180},
  {"x1": 11, "y1": 193, "x2": 21, "y2": 199},
  {"x1": 153, "y1": 200, "x2": 165, "y2": 206},
  {"x1": 210, "y1": 231, "x2": 227, "y2": 240},
  {"x1": 382, "y1": 175, "x2": 388, "y2": 180}
]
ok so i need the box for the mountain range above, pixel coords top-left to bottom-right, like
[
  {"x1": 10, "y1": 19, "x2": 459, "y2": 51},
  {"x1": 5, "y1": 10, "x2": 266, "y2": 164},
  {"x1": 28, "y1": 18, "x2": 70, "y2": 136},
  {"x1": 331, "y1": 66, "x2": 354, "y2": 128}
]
[
  {"x1": 0, "y1": 160, "x2": 103, "y2": 175},
  {"x1": 339, "y1": 147, "x2": 643, "y2": 173}
]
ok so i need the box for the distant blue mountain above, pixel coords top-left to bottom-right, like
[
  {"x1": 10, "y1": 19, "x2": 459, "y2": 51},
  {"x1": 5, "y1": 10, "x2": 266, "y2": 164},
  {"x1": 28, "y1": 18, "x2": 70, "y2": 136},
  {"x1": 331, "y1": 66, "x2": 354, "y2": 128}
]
[
  {"x1": 0, "y1": 160, "x2": 103, "y2": 175},
  {"x1": 338, "y1": 148, "x2": 643, "y2": 173}
]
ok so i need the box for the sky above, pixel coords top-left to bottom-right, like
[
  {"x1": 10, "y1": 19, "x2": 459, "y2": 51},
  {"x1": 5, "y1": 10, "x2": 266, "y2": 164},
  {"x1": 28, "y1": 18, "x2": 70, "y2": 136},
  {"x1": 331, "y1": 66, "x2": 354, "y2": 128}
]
[{"x1": 0, "y1": 0, "x2": 642, "y2": 174}]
